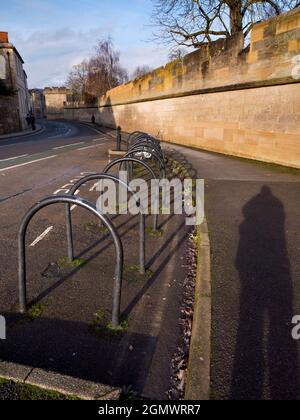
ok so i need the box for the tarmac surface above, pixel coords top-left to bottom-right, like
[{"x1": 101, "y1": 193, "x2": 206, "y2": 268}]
[
  {"x1": 166, "y1": 143, "x2": 300, "y2": 400},
  {"x1": 0, "y1": 121, "x2": 192, "y2": 399}
]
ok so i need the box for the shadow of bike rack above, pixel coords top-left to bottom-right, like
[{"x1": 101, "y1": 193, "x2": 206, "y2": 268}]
[
  {"x1": 18, "y1": 195, "x2": 123, "y2": 328},
  {"x1": 65, "y1": 173, "x2": 147, "y2": 274}
]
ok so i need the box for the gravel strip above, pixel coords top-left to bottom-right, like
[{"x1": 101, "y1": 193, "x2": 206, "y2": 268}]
[{"x1": 167, "y1": 230, "x2": 197, "y2": 400}]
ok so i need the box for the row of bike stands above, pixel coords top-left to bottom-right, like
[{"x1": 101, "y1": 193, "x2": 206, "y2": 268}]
[
  {"x1": 125, "y1": 132, "x2": 166, "y2": 182},
  {"x1": 17, "y1": 131, "x2": 167, "y2": 329}
]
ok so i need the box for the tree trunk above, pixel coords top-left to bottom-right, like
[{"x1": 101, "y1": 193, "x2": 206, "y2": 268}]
[{"x1": 229, "y1": 1, "x2": 243, "y2": 35}]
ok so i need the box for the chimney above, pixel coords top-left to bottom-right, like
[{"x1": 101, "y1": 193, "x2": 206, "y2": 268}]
[{"x1": 0, "y1": 32, "x2": 9, "y2": 43}]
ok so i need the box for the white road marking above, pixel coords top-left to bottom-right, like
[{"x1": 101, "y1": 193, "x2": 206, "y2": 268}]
[
  {"x1": 0, "y1": 154, "x2": 28, "y2": 162},
  {"x1": 29, "y1": 187, "x2": 81, "y2": 245},
  {"x1": 0, "y1": 155, "x2": 57, "y2": 172},
  {"x1": 28, "y1": 166, "x2": 95, "y2": 247},
  {"x1": 69, "y1": 178, "x2": 82, "y2": 183},
  {"x1": 71, "y1": 190, "x2": 80, "y2": 211},
  {"x1": 89, "y1": 182, "x2": 98, "y2": 192},
  {"x1": 53, "y1": 188, "x2": 70, "y2": 195},
  {"x1": 30, "y1": 226, "x2": 54, "y2": 247},
  {"x1": 77, "y1": 145, "x2": 101, "y2": 151},
  {"x1": 53, "y1": 142, "x2": 84, "y2": 150}
]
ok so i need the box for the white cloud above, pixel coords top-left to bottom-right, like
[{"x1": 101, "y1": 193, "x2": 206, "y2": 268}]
[
  {"x1": 11, "y1": 26, "x2": 168, "y2": 88},
  {"x1": 12, "y1": 27, "x2": 111, "y2": 87},
  {"x1": 3, "y1": 1, "x2": 169, "y2": 88}
]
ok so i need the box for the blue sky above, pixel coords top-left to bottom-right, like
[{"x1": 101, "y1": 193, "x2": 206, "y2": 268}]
[{"x1": 1, "y1": 0, "x2": 169, "y2": 88}]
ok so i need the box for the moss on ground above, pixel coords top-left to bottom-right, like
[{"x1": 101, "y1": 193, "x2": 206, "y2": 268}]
[
  {"x1": 123, "y1": 264, "x2": 153, "y2": 282},
  {"x1": 57, "y1": 256, "x2": 87, "y2": 270},
  {"x1": 88, "y1": 309, "x2": 129, "y2": 341},
  {"x1": 27, "y1": 303, "x2": 48, "y2": 320},
  {"x1": 145, "y1": 227, "x2": 164, "y2": 238},
  {"x1": 9, "y1": 302, "x2": 48, "y2": 325},
  {"x1": 0, "y1": 379, "x2": 79, "y2": 400},
  {"x1": 85, "y1": 222, "x2": 109, "y2": 234},
  {"x1": 166, "y1": 156, "x2": 193, "y2": 179}
]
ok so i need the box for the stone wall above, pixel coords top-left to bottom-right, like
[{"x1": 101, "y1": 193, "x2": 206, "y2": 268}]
[
  {"x1": 30, "y1": 89, "x2": 46, "y2": 119},
  {"x1": 64, "y1": 7, "x2": 300, "y2": 168},
  {"x1": 0, "y1": 32, "x2": 30, "y2": 132},
  {"x1": 44, "y1": 87, "x2": 70, "y2": 120},
  {"x1": 0, "y1": 95, "x2": 21, "y2": 135}
]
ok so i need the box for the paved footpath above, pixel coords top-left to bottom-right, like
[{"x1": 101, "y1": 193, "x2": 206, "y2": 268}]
[{"x1": 165, "y1": 143, "x2": 300, "y2": 400}]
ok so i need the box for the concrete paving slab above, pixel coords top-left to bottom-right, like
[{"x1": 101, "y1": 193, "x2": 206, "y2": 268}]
[
  {"x1": 26, "y1": 368, "x2": 121, "y2": 400},
  {"x1": 0, "y1": 361, "x2": 32, "y2": 382}
]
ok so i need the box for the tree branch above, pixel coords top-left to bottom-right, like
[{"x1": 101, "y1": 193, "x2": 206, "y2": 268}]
[{"x1": 242, "y1": 0, "x2": 281, "y2": 16}]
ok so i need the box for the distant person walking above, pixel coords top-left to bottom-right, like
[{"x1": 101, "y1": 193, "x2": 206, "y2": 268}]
[
  {"x1": 30, "y1": 114, "x2": 36, "y2": 131},
  {"x1": 91, "y1": 115, "x2": 96, "y2": 124},
  {"x1": 26, "y1": 113, "x2": 31, "y2": 127}
]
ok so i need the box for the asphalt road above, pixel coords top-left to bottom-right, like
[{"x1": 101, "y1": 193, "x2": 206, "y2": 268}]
[
  {"x1": 0, "y1": 119, "x2": 112, "y2": 168},
  {"x1": 0, "y1": 123, "x2": 190, "y2": 399},
  {"x1": 166, "y1": 143, "x2": 300, "y2": 400}
]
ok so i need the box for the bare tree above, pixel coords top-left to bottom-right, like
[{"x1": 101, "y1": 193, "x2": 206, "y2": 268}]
[
  {"x1": 168, "y1": 48, "x2": 186, "y2": 61},
  {"x1": 132, "y1": 65, "x2": 153, "y2": 79},
  {"x1": 86, "y1": 38, "x2": 128, "y2": 97},
  {"x1": 66, "y1": 60, "x2": 89, "y2": 101},
  {"x1": 66, "y1": 38, "x2": 128, "y2": 101},
  {"x1": 151, "y1": 0, "x2": 298, "y2": 48}
]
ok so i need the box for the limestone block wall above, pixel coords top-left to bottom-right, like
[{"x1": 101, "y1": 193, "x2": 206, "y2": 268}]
[
  {"x1": 64, "y1": 7, "x2": 300, "y2": 168},
  {"x1": 0, "y1": 95, "x2": 21, "y2": 135},
  {"x1": 98, "y1": 83, "x2": 300, "y2": 168},
  {"x1": 44, "y1": 87, "x2": 70, "y2": 120}
]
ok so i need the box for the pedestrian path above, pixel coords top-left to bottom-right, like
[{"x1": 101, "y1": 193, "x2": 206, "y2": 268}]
[
  {"x1": 166, "y1": 142, "x2": 300, "y2": 400},
  {"x1": 0, "y1": 124, "x2": 43, "y2": 141}
]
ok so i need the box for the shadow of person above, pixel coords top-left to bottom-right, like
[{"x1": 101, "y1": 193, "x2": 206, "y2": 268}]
[{"x1": 231, "y1": 186, "x2": 299, "y2": 400}]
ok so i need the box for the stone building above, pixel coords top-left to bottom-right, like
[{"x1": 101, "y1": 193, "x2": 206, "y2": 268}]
[
  {"x1": 0, "y1": 31, "x2": 31, "y2": 134},
  {"x1": 30, "y1": 88, "x2": 46, "y2": 119},
  {"x1": 43, "y1": 87, "x2": 70, "y2": 120}
]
